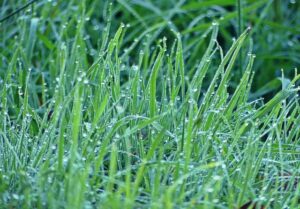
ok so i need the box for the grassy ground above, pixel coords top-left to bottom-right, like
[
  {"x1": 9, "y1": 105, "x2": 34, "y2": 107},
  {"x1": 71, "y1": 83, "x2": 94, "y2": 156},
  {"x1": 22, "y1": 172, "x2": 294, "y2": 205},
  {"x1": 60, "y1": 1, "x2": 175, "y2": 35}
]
[{"x1": 0, "y1": 0, "x2": 300, "y2": 208}]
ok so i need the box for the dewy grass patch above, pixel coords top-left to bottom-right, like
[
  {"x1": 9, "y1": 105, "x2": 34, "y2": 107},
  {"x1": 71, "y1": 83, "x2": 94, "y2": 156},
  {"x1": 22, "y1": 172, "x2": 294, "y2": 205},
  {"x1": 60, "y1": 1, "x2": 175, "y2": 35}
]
[{"x1": 0, "y1": 1, "x2": 300, "y2": 209}]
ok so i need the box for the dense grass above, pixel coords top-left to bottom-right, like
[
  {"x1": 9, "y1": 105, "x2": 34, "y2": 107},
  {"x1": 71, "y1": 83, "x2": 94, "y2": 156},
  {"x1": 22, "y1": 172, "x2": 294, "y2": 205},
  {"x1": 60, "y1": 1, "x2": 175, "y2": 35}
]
[
  {"x1": 0, "y1": 1, "x2": 300, "y2": 209},
  {"x1": 1, "y1": 0, "x2": 299, "y2": 94}
]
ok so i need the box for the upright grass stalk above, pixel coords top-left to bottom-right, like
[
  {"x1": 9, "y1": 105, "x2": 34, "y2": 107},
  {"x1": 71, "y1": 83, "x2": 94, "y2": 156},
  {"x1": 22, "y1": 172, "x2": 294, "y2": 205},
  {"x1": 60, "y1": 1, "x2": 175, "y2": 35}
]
[
  {"x1": 237, "y1": 0, "x2": 243, "y2": 37},
  {"x1": 236, "y1": 0, "x2": 244, "y2": 80},
  {"x1": 1, "y1": 1, "x2": 300, "y2": 209}
]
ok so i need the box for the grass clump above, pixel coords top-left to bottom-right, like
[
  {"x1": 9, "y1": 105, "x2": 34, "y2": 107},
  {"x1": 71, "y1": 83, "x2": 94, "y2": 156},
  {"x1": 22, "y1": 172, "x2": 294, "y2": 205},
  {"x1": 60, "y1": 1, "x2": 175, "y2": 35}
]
[{"x1": 0, "y1": 1, "x2": 300, "y2": 209}]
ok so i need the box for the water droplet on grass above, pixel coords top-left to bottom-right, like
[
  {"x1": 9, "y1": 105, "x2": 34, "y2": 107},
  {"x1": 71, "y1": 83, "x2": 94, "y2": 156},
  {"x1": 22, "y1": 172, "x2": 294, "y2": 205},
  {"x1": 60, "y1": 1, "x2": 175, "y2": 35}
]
[
  {"x1": 132, "y1": 65, "x2": 138, "y2": 71},
  {"x1": 212, "y1": 21, "x2": 219, "y2": 26},
  {"x1": 213, "y1": 199, "x2": 219, "y2": 203},
  {"x1": 12, "y1": 194, "x2": 20, "y2": 200},
  {"x1": 206, "y1": 188, "x2": 214, "y2": 193}
]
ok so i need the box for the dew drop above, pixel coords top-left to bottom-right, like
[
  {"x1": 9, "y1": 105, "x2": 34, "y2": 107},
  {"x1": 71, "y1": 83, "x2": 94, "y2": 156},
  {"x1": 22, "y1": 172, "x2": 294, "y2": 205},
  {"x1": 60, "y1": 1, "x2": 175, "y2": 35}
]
[{"x1": 212, "y1": 21, "x2": 219, "y2": 26}]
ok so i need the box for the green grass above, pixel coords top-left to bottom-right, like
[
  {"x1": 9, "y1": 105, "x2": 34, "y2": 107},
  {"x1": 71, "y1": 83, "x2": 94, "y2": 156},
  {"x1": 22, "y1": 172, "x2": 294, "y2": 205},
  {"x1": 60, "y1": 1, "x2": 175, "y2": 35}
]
[{"x1": 0, "y1": 0, "x2": 300, "y2": 209}]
